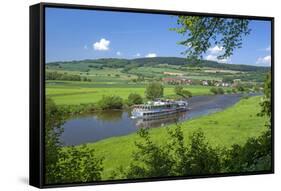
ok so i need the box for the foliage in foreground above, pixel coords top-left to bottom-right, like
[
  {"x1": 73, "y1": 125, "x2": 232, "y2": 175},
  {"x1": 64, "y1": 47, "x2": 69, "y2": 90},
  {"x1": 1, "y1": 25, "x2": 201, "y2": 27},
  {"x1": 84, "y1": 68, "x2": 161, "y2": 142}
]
[
  {"x1": 259, "y1": 72, "x2": 271, "y2": 119},
  {"x1": 45, "y1": 98, "x2": 104, "y2": 184},
  {"x1": 111, "y1": 124, "x2": 271, "y2": 179},
  {"x1": 172, "y1": 17, "x2": 250, "y2": 61}
]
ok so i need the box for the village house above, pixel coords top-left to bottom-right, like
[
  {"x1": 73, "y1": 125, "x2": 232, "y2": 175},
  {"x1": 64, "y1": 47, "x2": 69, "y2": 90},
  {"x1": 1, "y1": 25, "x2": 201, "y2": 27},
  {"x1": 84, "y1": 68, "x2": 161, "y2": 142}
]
[
  {"x1": 202, "y1": 80, "x2": 231, "y2": 87},
  {"x1": 202, "y1": 80, "x2": 209, "y2": 86},
  {"x1": 162, "y1": 77, "x2": 192, "y2": 85},
  {"x1": 232, "y1": 79, "x2": 241, "y2": 87}
]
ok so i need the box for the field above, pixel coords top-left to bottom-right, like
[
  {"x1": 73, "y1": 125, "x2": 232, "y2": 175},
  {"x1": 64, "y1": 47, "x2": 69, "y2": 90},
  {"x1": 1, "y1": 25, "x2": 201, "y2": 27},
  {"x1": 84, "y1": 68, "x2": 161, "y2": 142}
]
[
  {"x1": 68, "y1": 96, "x2": 268, "y2": 179},
  {"x1": 46, "y1": 81, "x2": 215, "y2": 105},
  {"x1": 46, "y1": 57, "x2": 269, "y2": 106}
]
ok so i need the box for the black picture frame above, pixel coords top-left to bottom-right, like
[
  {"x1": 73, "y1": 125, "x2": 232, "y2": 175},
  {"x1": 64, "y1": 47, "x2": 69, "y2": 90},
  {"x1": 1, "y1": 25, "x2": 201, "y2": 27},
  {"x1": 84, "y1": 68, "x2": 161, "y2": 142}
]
[{"x1": 30, "y1": 2, "x2": 275, "y2": 188}]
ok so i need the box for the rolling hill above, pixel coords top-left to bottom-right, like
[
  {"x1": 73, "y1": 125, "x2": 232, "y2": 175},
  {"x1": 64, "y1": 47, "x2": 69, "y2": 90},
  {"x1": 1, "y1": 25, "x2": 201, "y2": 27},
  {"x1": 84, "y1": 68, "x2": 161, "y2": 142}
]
[{"x1": 47, "y1": 57, "x2": 270, "y2": 72}]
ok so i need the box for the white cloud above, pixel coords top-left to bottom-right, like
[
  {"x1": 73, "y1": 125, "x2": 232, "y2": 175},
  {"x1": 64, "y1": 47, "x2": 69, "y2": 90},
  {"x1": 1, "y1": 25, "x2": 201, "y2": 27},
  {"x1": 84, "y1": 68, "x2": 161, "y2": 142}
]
[
  {"x1": 205, "y1": 45, "x2": 230, "y2": 63},
  {"x1": 205, "y1": 55, "x2": 230, "y2": 63},
  {"x1": 93, "y1": 38, "x2": 110, "y2": 51},
  {"x1": 145, "y1": 53, "x2": 157, "y2": 58},
  {"x1": 256, "y1": 55, "x2": 271, "y2": 65},
  {"x1": 116, "y1": 51, "x2": 121, "y2": 56},
  {"x1": 205, "y1": 55, "x2": 217, "y2": 62},
  {"x1": 135, "y1": 53, "x2": 141, "y2": 57},
  {"x1": 208, "y1": 45, "x2": 224, "y2": 54}
]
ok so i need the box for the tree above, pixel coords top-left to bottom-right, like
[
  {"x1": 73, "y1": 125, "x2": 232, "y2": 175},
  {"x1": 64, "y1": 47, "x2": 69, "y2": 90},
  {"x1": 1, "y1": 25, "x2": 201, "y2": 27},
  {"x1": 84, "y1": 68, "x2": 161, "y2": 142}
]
[
  {"x1": 111, "y1": 123, "x2": 271, "y2": 179},
  {"x1": 259, "y1": 72, "x2": 271, "y2": 118},
  {"x1": 98, "y1": 95, "x2": 123, "y2": 110},
  {"x1": 120, "y1": 125, "x2": 221, "y2": 179},
  {"x1": 237, "y1": 84, "x2": 245, "y2": 92},
  {"x1": 174, "y1": 85, "x2": 184, "y2": 95},
  {"x1": 127, "y1": 93, "x2": 143, "y2": 106},
  {"x1": 45, "y1": 98, "x2": 64, "y2": 184},
  {"x1": 225, "y1": 73, "x2": 272, "y2": 172},
  {"x1": 172, "y1": 17, "x2": 251, "y2": 61},
  {"x1": 174, "y1": 85, "x2": 192, "y2": 99},
  {"x1": 57, "y1": 145, "x2": 103, "y2": 183},
  {"x1": 210, "y1": 87, "x2": 218, "y2": 95},
  {"x1": 45, "y1": 98, "x2": 104, "y2": 184},
  {"x1": 125, "y1": 128, "x2": 174, "y2": 179},
  {"x1": 223, "y1": 130, "x2": 271, "y2": 172},
  {"x1": 145, "y1": 82, "x2": 164, "y2": 100},
  {"x1": 217, "y1": 87, "x2": 225, "y2": 94}
]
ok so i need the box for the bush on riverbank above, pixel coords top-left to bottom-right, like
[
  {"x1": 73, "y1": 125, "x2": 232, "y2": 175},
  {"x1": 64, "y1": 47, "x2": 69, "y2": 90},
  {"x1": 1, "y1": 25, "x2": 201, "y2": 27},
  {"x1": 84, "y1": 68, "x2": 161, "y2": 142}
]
[
  {"x1": 98, "y1": 95, "x2": 123, "y2": 110},
  {"x1": 51, "y1": 94, "x2": 125, "y2": 117},
  {"x1": 174, "y1": 85, "x2": 192, "y2": 98},
  {"x1": 58, "y1": 103, "x2": 97, "y2": 116},
  {"x1": 217, "y1": 87, "x2": 225, "y2": 94},
  {"x1": 210, "y1": 87, "x2": 225, "y2": 95},
  {"x1": 127, "y1": 93, "x2": 143, "y2": 106}
]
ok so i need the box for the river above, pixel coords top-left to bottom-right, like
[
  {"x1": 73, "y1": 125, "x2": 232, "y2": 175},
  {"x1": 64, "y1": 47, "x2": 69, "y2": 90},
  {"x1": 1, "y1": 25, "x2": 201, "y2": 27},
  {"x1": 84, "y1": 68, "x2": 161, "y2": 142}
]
[{"x1": 59, "y1": 94, "x2": 252, "y2": 146}]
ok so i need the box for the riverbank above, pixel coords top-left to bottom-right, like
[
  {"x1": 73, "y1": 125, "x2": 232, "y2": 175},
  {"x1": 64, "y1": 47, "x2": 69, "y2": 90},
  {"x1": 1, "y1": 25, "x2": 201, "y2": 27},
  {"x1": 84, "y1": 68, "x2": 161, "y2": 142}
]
[
  {"x1": 46, "y1": 82, "x2": 227, "y2": 105},
  {"x1": 64, "y1": 96, "x2": 267, "y2": 179}
]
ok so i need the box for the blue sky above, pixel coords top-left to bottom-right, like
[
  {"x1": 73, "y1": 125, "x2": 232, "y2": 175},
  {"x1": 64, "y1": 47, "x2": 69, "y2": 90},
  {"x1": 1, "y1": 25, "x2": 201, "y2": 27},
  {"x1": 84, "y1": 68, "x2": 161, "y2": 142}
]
[{"x1": 46, "y1": 7, "x2": 271, "y2": 66}]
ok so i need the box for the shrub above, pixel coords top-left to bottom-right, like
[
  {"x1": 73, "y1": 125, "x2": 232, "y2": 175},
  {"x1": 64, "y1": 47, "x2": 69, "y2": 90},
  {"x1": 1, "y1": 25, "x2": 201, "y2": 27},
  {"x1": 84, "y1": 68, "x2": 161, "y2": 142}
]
[
  {"x1": 237, "y1": 84, "x2": 245, "y2": 92},
  {"x1": 111, "y1": 125, "x2": 271, "y2": 179},
  {"x1": 217, "y1": 87, "x2": 225, "y2": 94},
  {"x1": 45, "y1": 98, "x2": 104, "y2": 184},
  {"x1": 210, "y1": 87, "x2": 218, "y2": 94},
  {"x1": 127, "y1": 93, "x2": 143, "y2": 106},
  {"x1": 223, "y1": 130, "x2": 271, "y2": 172},
  {"x1": 145, "y1": 82, "x2": 164, "y2": 100},
  {"x1": 174, "y1": 85, "x2": 192, "y2": 98},
  {"x1": 113, "y1": 126, "x2": 221, "y2": 179},
  {"x1": 56, "y1": 145, "x2": 104, "y2": 183},
  {"x1": 98, "y1": 95, "x2": 123, "y2": 110},
  {"x1": 210, "y1": 87, "x2": 224, "y2": 95},
  {"x1": 181, "y1": 90, "x2": 192, "y2": 98}
]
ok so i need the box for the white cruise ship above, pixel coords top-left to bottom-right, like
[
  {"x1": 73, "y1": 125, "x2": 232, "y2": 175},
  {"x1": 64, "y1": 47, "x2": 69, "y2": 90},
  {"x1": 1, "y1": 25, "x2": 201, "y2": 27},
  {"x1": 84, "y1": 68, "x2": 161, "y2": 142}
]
[{"x1": 131, "y1": 99, "x2": 188, "y2": 119}]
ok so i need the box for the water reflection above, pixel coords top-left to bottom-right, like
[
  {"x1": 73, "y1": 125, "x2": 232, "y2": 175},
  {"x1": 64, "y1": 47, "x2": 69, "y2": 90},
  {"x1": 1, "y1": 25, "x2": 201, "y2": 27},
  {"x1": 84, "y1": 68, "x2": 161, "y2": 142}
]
[
  {"x1": 134, "y1": 112, "x2": 186, "y2": 128},
  {"x1": 95, "y1": 110, "x2": 123, "y2": 122}
]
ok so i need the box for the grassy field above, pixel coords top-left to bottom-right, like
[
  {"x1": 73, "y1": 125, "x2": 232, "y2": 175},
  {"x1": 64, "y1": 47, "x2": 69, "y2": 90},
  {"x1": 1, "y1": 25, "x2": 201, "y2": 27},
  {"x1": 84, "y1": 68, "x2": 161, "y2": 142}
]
[
  {"x1": 46, "y1": 81, "x2": 218, "y2": 105},
  {"x1": 47, "y1": 67, "x2": 138, "y2": 82},
  {"x1": 68, "y1": 96, "x2": 267, "y2": 179},
  {"x1": 45, "y1": 58, "x2": 267, "y2": 106}
]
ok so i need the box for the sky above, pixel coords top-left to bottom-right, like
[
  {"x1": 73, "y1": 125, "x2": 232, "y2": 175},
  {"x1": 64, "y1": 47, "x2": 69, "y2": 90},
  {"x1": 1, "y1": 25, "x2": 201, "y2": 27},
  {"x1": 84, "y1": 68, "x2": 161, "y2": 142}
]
[{"x1": 45, "y1": 7, "x2": 272, "y2": 66}]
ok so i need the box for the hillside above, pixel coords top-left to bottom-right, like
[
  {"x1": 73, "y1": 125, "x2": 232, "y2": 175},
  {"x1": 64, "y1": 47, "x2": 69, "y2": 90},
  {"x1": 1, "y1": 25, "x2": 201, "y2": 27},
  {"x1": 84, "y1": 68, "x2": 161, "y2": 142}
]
[{"x1": 47, "y1": 57, "x2": 270, "y2": 72}]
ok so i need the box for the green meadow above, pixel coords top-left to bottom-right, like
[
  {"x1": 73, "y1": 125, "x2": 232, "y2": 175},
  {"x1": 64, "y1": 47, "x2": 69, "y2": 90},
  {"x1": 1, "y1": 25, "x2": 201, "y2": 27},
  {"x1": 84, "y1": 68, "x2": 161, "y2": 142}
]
[
  {"x1": 68, "y1": 96, "x2": 267, "y2": 179},
  {"x1": 46, "y1": 81, "x2": 215, "y2": 105}
]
